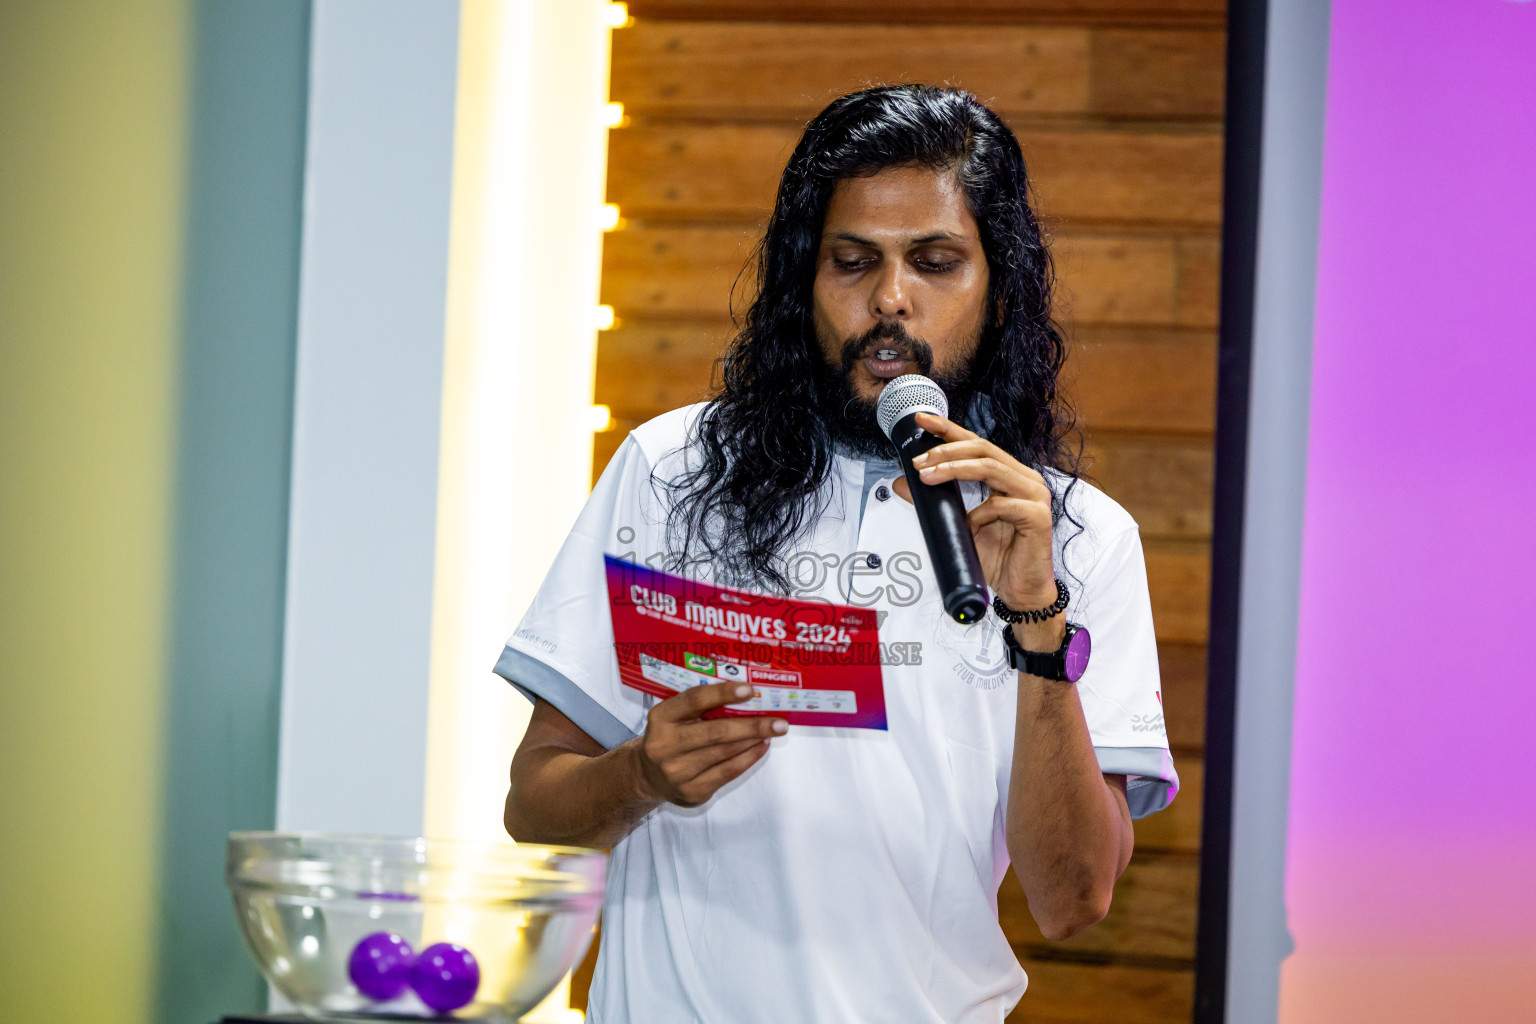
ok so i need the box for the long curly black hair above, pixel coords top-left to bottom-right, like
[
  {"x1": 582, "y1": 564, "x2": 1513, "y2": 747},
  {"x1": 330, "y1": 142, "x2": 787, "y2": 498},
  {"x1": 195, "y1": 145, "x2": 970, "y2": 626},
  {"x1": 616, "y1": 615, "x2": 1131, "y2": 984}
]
[{"x1": 660, "y1": 85, "x2": 1081, "y2": 591}]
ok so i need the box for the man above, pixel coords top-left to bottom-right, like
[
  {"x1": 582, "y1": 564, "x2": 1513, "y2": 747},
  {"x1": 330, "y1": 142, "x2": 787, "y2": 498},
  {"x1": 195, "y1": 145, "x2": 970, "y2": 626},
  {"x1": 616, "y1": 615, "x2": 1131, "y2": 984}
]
[{"x1": 497, "y1": 85, "x2": 1177, "y2": 1022}]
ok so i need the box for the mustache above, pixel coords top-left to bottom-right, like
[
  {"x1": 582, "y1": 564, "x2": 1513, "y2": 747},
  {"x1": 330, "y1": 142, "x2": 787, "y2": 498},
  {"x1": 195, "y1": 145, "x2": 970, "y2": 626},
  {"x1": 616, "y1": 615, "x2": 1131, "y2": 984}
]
[{"x1": 838, "y1": 323, "x2": 935, "y2": 377}]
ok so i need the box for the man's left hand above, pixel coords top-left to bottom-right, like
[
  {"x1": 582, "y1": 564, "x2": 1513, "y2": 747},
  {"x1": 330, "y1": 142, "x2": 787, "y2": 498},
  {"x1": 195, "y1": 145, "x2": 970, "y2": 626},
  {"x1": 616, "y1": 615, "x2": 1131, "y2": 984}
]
[{"x1": 905, "y1": 411, "x2": 1058, "y2": 615}]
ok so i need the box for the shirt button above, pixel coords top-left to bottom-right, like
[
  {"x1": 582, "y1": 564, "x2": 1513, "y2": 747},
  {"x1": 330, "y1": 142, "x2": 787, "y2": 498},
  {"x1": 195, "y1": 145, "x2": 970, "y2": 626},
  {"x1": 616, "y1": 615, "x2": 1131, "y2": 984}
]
[
  {"x1": 875, "y1": 485, "x2": 891, "y2": 502},
  {"x1": 866, "y1": 552, "x2": 882, "y2": 569}
]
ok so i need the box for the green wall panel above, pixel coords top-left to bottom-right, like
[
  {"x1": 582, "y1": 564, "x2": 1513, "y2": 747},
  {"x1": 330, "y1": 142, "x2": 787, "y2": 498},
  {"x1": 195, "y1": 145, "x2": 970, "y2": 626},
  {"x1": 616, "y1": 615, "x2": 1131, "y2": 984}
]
[{"x1": 154, "y1": 3, "x2": 312, "y2": 1022}]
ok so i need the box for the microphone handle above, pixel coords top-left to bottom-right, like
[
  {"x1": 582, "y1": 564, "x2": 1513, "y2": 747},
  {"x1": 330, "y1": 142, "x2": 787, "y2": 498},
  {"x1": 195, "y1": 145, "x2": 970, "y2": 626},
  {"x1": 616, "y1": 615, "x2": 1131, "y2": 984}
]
[{"x1": 890, "y1": 412, "x2": 990, "y2": 624}]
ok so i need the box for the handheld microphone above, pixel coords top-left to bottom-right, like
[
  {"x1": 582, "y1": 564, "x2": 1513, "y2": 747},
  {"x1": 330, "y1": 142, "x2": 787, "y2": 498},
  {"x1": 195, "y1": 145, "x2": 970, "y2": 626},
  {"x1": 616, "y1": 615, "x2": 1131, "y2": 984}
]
[{"x1": 876, "y1": 375, "x2": 989, "y2": 624}]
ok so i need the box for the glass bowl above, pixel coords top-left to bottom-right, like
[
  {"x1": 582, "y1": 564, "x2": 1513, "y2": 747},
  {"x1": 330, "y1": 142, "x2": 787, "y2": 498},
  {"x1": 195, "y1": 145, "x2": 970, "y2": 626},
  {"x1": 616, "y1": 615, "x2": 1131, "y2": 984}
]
[{"x1": 226, "y1": 832, "x2": 605, "y2": 1021}]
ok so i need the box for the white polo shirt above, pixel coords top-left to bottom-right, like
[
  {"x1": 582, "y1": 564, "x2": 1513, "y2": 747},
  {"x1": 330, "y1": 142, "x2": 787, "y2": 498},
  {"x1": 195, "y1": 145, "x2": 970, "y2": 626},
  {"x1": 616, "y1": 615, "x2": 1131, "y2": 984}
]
[{"x1": 495, "y1": 403, "x2": 1177, "y2": 1024}]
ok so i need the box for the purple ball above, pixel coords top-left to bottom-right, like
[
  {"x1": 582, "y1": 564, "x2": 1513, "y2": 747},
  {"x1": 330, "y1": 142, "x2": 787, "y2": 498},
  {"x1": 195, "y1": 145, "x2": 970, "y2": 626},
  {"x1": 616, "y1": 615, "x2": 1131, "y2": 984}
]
[
  {"x1": 410, "y1": 942, "x2": 481, "y2": 1013},
  {"x1": 347, "y1": 931, "x2": 415, "y2": 1001}
]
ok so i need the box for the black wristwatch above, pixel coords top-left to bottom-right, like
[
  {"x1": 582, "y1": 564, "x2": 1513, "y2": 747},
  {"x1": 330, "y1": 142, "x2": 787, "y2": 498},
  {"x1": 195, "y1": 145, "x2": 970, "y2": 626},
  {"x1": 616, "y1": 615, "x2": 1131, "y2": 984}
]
[{"x1": 1002, "y1": 621, "x2": 1092, "y2": 682}]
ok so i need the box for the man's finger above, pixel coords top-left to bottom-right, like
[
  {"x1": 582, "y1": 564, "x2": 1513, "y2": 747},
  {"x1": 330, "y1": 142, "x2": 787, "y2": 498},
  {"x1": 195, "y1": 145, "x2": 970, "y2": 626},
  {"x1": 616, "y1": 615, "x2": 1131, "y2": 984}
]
[
  {"x1": 969, "y1": 496, "x2": 1049, "y2": 533},
  {"x1": 913, "y1": 437, "x2": 1042, "y2": 485},
  {"x1": 918, "y1": 456, "x2": 1053, "y2": 503},
  {"x1": 678, "y1": 740, "x2": 772, "y2": 802},
  {"x1": 669, "y1": 735, "x2": 775, "y2": 787},
  {"x1": 913, "y1": 411, "x2": 977, "y2": 441},
  {"x1": 671, "y1": 713, "x2": 787, "y2": 754},
  {"x1": 652, "y1": 681, "x2": 756, "y2": 723}
]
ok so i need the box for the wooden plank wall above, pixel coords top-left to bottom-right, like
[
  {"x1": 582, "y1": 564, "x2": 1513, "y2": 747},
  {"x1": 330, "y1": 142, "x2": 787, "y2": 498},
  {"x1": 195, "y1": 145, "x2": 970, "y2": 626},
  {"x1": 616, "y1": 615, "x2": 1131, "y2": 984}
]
[{"x1": 582, "y1": 2, "x2": 1223, "y2": 1019}]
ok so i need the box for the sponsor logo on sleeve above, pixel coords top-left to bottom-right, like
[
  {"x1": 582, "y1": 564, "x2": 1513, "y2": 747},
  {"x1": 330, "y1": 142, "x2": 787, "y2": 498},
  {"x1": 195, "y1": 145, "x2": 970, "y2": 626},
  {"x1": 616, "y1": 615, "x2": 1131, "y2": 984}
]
[{"x1": 514, "y1": 629, "x2": 557, "y2": 654}]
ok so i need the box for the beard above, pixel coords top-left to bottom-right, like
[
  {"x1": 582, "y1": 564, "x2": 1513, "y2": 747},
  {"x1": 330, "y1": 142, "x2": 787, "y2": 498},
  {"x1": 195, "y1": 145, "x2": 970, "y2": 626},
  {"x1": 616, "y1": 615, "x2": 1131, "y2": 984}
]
[{"x1": 812, "y1": 320, "x2": 980, "y2": 459}]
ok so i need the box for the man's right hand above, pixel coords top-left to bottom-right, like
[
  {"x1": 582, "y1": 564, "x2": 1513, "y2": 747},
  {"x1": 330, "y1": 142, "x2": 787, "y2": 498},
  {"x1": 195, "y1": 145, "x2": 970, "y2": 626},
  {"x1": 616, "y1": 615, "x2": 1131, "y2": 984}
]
[
  {"x1": 505, "y1": 689, "x2": 786, "y2": 849},
  {"x1": 634, "y1": 683, "x2": 788, "y2": 807}
]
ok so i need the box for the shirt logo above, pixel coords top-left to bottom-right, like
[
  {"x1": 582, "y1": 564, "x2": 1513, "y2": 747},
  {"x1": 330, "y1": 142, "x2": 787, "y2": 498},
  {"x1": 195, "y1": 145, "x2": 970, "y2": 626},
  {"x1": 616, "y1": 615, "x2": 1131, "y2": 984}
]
[
  {"x1": 514, "y1": 628, "x2": 556, "y2": 654},
  {"x1": 927, "y1": 607, "x2": 1012, "y2": 691}
]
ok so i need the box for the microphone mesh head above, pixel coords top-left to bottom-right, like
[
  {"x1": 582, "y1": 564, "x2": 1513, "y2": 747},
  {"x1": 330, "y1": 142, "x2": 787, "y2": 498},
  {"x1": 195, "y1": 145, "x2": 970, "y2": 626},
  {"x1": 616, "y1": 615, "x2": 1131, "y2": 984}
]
[{"x1": 876, "y1": 374, "x2": 948, "y2": 440}]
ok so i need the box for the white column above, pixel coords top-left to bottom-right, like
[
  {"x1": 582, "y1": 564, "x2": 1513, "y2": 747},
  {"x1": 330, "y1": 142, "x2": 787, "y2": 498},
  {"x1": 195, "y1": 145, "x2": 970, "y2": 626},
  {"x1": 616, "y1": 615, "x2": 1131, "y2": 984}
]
[{"x1": 276, "y1": 0, "x2": 462, "y2": 837}]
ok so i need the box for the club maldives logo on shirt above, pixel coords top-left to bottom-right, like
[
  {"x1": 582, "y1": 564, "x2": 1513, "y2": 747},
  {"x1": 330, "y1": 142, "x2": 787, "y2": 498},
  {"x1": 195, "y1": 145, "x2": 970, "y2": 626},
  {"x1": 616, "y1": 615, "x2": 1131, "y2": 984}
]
[{"x1": 927, "y1": 606, "x2": 1012, "y2": 691}]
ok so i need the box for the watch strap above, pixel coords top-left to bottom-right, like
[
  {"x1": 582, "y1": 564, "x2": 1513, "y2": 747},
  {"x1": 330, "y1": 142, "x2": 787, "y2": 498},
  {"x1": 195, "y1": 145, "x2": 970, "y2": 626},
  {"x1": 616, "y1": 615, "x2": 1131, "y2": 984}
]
[{"x1": 1002, "y1": 622, "x2": 1079, "y2": 682}]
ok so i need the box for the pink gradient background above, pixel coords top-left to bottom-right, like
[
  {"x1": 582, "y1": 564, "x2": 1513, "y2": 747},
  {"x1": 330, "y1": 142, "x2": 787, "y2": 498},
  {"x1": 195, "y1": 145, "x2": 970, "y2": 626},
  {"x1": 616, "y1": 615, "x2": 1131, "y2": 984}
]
[{"x1": 1281, "y1": 1, "x2": 1536, "y2": 1020}]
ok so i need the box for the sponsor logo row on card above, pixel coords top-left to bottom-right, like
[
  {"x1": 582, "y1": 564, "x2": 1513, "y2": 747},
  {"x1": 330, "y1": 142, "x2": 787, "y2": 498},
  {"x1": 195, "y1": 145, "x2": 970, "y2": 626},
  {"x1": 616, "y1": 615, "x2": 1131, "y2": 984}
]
[{"x1": 639, "y1": 653, "x2": 859, "y2": 715}]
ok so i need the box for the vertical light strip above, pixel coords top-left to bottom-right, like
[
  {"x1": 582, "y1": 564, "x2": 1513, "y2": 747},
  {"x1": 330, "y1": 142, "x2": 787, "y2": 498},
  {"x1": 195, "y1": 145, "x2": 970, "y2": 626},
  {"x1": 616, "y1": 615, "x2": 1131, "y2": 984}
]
[
  {"x1": 425, "y1": 0, "x2": 615, "y2": 846},
  {"x1": 426, "y1": 6, "x2": 615, "y2": 1009}
]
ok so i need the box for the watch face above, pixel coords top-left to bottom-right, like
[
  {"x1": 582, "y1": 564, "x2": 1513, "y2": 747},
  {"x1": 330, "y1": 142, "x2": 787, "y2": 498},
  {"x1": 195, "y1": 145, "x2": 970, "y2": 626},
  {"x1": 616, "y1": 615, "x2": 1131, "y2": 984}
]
[{"x1": 1064, "y1": 626, "x2": 1092, "y2": 682}]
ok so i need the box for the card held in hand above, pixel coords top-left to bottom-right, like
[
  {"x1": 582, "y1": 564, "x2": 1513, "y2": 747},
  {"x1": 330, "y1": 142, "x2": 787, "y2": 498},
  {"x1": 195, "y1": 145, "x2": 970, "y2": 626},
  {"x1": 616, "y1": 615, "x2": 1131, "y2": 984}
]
[{"x1": 605, "y1": 555, "x2": 888, "y2": 730}]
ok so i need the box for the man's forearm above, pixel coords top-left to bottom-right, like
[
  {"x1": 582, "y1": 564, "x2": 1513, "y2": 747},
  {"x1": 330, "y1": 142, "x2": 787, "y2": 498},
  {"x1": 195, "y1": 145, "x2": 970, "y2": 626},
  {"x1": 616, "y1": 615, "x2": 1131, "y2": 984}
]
[
  {"x1": 505, "y1": 739, "x2": 660, "y2": 850},
  {"x1": 1006, "y1": 622, "x2": 1134, "y2": 941}
]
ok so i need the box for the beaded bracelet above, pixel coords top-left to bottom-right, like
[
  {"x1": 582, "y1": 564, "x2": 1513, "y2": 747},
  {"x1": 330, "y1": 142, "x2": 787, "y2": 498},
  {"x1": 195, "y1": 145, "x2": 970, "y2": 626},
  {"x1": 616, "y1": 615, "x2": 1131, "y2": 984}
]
[{"x1": 992, "y1": 580, "x2": 1069, "y2": 624}]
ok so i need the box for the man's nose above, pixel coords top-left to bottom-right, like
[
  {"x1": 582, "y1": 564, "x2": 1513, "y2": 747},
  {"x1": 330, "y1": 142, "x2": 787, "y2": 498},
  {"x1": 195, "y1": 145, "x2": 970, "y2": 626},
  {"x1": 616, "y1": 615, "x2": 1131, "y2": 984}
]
[{"x1": 871, "y1": 263, "x2": 910, "y2": 318}]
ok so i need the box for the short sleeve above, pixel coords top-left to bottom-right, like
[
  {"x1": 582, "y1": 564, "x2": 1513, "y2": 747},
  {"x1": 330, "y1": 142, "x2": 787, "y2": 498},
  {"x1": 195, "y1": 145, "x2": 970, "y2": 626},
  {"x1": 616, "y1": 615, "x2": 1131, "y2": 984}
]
[
  {"x1": 1073, "y1": 523, "x2": 1181, "y2": 819},
  {"x1": 492, "y1": 435, "x2": 658, "y2": 748}
]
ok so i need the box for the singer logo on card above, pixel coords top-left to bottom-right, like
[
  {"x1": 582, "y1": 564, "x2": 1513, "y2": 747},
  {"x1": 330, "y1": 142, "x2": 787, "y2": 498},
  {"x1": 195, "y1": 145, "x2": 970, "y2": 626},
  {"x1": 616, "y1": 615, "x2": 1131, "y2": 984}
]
[{"x1": 605, "y1": 555, "x2": 888, "y2": 730}]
